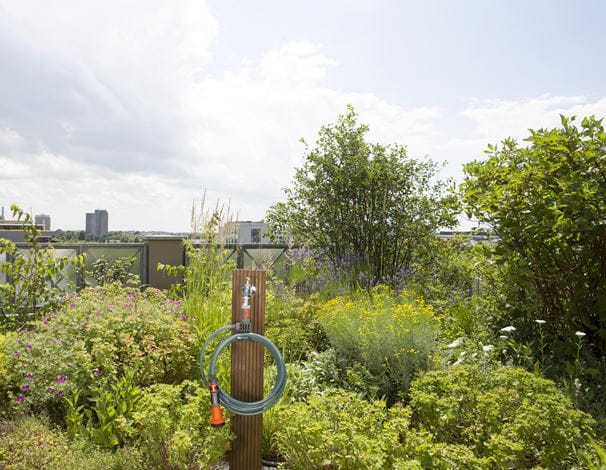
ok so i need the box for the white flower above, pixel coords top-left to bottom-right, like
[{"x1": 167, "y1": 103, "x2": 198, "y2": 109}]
[
  {"x1": 499, "y1": 335, "x2": 508, "y2": 340},
  {"x1": 482, "y1": 345, "x2": 494, "y2": 352},
  {"x1": 575, "y1": 331, "x2": 586, "y2": 338},
  {"x1": 459, "y1": 351, "x2": 467, "y2": 357},
  {"x1": 500, "y1": 326, "x2": 516, "y2": 333},
  {"x1": 447, "y1": 338, "x2": 463, "y2": 348},
  {"x1": 535, "y1": 319, "x2": 546, "y2": 325}
]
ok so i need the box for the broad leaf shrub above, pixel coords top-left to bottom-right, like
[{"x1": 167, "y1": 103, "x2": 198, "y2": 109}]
[
  {"x1": 133, "y1": 381, "x2": 231, "y2": 469},
  {"x1": 271, "y1": 389, "x2": 486, "y2": 469},
  {"x1": 272, "y1": 389, "x2": 395, "y2": 470},
  {"x1": 409, "y1": 365, "x2": 595, "y2": 468},
  {"x1": 3, "y1": 284, "x2": 196, "y2": 414},
  {"x1": 317, "y1": 287, "x2": 439, "y2": 401},
  {"x1": 266, "y1": 285, "x2": 328, "y2": 362},
  {"x1": 0, "y1": 415, "x2": 143, "y2": 470}
]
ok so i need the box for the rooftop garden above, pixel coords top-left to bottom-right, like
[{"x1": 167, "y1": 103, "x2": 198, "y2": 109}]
[{"x1": 1, "y1": 108, "x2": 605, "y2": 469}]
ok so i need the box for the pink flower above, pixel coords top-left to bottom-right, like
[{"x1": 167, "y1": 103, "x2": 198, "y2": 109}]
[{"x1": 26, "y1": 374, "x2": 33, "y2": 381}]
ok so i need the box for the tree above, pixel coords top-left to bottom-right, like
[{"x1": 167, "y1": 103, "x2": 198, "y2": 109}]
[
  {"x1": 460, "y1": 115, "x2": 606, "y2": 346},
  {"x1": 266, "y1": 106, "x2": 457, "y2": 285}
]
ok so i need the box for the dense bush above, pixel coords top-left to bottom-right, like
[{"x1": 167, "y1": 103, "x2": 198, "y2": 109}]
[
  {"x1": 0, "y1": 415, "x2": 143, "y2": 470},
  {"x1": 266, "y1": 286, "x2": 327, "y2": 362},
  {"x1": 409, "y1": 365, "x2": 595, "y2": 468},
  {"x1": 3, "y1": 284, "x2": 196, "y2": 413},
  {"x1": 460, "y1": 115, "x2": 606, "y2": 344},
  {"x1": 133, "y1": 381, "x2": 231, "y2": 469},
  {"x1": 318, "y1": 287, "x2": 439, "y2": 401},
  {"x1": 271, "y1": 389, "x2": 395, "y2": 469}
]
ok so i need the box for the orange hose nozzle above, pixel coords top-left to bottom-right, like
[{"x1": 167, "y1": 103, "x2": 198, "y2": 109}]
[{"x1": 210, "y1": 404, "x2": 225, "y2": 427}]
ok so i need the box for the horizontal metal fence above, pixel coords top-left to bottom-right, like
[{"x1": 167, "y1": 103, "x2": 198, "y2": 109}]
[
  {"x1": 11, "y1": 242, "x2": 147, "y2": 289},
  {"x1": 2, "y1": 241, "x2": 290, "y2": 292}
]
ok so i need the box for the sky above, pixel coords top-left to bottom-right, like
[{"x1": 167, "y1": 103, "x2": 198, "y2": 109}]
[{"x1": 1, "y1": 0, "x2": 605, "y2": 231}]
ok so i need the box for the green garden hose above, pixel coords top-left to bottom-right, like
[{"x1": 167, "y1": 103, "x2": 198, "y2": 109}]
[
  {"x1": 200, "y1": 327, "x2": 287, "y2": 418},
  {"x1": 200, "y1": 278, "x2": 287, "y2": 426}
]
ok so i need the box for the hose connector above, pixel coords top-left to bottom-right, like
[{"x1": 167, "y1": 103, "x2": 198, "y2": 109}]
[{"x1": 209, "y1": 383, "x2": 225, "y2": 427}]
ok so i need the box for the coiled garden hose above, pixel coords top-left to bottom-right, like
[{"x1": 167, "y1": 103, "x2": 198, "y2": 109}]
[
  {"x1": 200, "y1": 328, "x2": 287, "y2": 420},
  {"x1": 200, "y1": 278, "x2": 287, "y2": 426}
]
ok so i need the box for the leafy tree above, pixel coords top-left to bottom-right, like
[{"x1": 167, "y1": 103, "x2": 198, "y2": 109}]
[
  {"x1": 460, "y1": 115, "x2": 606, "y2": 346},
  {"x1": 266, "y1": 106, "x2": 456, "y2": 285},
  {"x1": 0, "y1": 204, "x2": 83, "y2": 329}
]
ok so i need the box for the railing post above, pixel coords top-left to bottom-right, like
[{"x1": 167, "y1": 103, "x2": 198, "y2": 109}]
[{"x1": 229, "y1": 269, "x2": 265, "y2": 470}]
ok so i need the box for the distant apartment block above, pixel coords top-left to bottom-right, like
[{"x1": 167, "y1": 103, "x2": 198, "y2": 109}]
[
  {"x1": 223, "y1": 221, "x2": 272, "y2": 244},
  {"x1": 0, "y1": 206, "x2": 49, "y2": 242},
  {"x1": 85, "y1": 209, "x2": 109, "y2": 237},
  {"x1": 35, "y1": 214, "x2": 51, "y2": 230}
]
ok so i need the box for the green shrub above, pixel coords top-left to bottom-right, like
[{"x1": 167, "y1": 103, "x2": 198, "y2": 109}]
[
  {"x1": 318, "y1": 287, "x2": 439, "y2": 401},
  {"x1": 409, "y1": 365, "x2": 595, "y2": 468},
  {"x1": 270, "y1": 389, "x2": 486, "y2": 469},
  {"x1": 272, "y1": 389, "x2": 393, "y2": 469},
  {"x1": 0, "y1": 415, "x2": 143, "y2": 470},
  {"x1": 3, "y1": 284, "x2": 196, "y2": 414},
  {"x1": 133, "y1": 381, "x2": 231, "y2": 469},
  {"x1": 266, "y1": 288, "x2": 327, "y2": 362}
]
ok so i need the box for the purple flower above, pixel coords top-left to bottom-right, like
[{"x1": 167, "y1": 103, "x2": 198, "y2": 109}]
[
  {"x1": 26, "y1": 374, "x2": 33, "y2": 381},
  {"x1": 21, "y1": 385, "x2": 30, "y2": 392},
  {"x1": 13, "y1": 351, "x2": 20, "y2": 357},
  {"x1": 55, "y1": 376, "x2": 67, "y2": 383},
  {"x1": 179, "y1": 313, "x2": 188, "y2": 320},
  {"x1": 93, "y1": 368, "x2": 102, "y2": 376},
  {"x1": 24, "y1": 344, "x2": 32, "y2": 350},
  {"x1": 69, "y1": 303, "x2": 75, "y2": 309},
  {"x1": 16, "y1": 395, "x2": 25, "y2": 403},
  {"x1": 55, "y1": 390, "x2": 64, "y2": 397},
  {"x1": 47, "y1": 387, "x2": 54, "y2": 393}
]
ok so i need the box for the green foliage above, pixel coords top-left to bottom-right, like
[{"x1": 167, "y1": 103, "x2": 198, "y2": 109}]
[
  {"x1": 583, "y1": 437, "x2": 606, "y2": 470},
  {"x1": 266, "y1": 285, "x2": 327, "y2": 361},
  {"x1": 318, "y1": 287, "x2": 439, "y2": 401},
  {"x1": 271, "y1": 389, "x2": 394, "y2": 469},
  {"x1": 0, "y1": 204, "x2": 84, "y2": 330},
  {"x1": 133, "y1": 381, "x2": 231, "y2": 469},
  {"x1": 66, "y1": 369, "x2": 143, "y2": 448},
  {"x1": 460, "y1": 115, "x2": 606, "y2": 343},
  {"x1": 87, "y1": 256, "x2": 138, "y2": 287},
  {"x1": 3, "y1": 284, "x2": 196, "y2": 415},
  {"x1": 158, "y1": 207, "x2": 235, "y2": 340},
  {"x1": 0, "y1": 415, "x2": 143, "y2": 470},
  {"x1": 409, "y1": 365, "x2": 596, "y2": 468},
  {"x1": 270, "y1": 389, "x2": 486, "y2": 469},
  {"x1": 266, "y1": 105, "x2": 457, "y2": 287}
]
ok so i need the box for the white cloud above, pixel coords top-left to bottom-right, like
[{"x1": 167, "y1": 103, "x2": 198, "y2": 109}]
[
  {"x1": 1, "y1": 2, "x2": 604, "y2": 232},
  {"x1": 0, "y1": 1, "x2": 444, "y2": 231}
]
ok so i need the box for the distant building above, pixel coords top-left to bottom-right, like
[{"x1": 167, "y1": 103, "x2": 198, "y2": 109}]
[
  {"x1": 0, "y1": 206, "x2": 50, "y2": 242},
  {"x1": 223, "y1": 221, "x2": 272, "y2": 244},
  {"x1": 85, "y1": 209, "x2": 109, "y2": 237},
  {"x1": 35, "y1": 214, "x2": 51, "y2": 230}
]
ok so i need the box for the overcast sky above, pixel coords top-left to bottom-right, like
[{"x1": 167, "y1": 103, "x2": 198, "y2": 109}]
[{"x1": 1, "y1": 0, "x2": 605, "y2": 231}]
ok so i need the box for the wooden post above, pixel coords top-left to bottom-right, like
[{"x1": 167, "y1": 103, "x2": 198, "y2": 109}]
[{"x1": 229, "y1": 269, "x2": 265, "y2": 470}]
